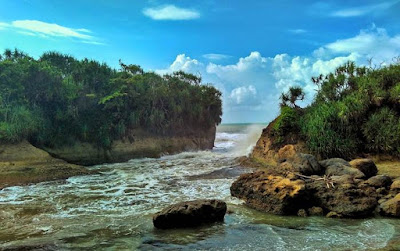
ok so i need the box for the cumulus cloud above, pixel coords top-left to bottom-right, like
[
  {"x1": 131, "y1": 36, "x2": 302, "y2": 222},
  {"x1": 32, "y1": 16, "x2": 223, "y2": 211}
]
[
  {"x1": 156, "y1": 54, "x2": 203, "y2": 75},
  {"x1": 0, "y1": 20, "x2": 104, "y2": 45},
  {"x1": 156, "y1": 25, "x2": 400, "y2": 122},
  {"x1": 331, "y1": 1, "x2": 398, "y2": 17},
  {"x1": 229, "y1": 85, "x2": 257, "y2": 105},
  {"x1": 143, "y1": 5, "x2": 200, "y2": 20}
]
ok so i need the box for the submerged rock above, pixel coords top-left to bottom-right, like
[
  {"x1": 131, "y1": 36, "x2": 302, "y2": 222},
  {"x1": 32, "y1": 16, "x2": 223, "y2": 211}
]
[
  {"x1": 153, "y1": 199, "x2": 227, "y2": 229},
  {"x1": 349, "y1": 159, "x2": 378, "y2": 178}
]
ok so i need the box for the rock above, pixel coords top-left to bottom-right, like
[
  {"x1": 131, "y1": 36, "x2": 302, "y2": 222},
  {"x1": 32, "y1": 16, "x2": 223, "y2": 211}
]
[
  {"x1": 380, "y1": 194, "x2": 400, "y2": 217},
  {"x1": 297, "y1": 209, "x2": 307, "y2": 217},
  {"x1": 230, "y1": 171, "x2": 309, "y2": 215},
  {"x1": 153, "y1": 199, "x2": 227, "y2": 229},
  {"x1": 278, "y1": 153, "x2": 323, "y2": 176},
  {"x1": 306, "y1": 178, "x2": 378, "y2": 217},
  {"x1": 308, "y1": 207, "x2": 324, "y2": 216},
  {"x1": 349, "y1": 159, "x2": 378, "y2": 178},
  {"x1": 326, "y1": 211, "x2": 341, "y2": 218},
  {"x1": 390, "y1": 179, "x2": 400, "y2": 193},
  {"x1": 365, "y1": 175, "x2": 392, "y2": 187},
  {"x1": 320, "y1": 158, "x2": 365, "y2": 179},
  {"x1": 326, "y1": 165, "x2": 365, "y2": 179},
  {"x1": 319, "y1": 158, "x2": 351, "y2": 169}
]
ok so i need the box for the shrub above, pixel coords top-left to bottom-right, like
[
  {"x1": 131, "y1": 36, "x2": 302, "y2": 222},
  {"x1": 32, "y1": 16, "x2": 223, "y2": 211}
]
[
  {"x1": 300, "y1": 103, "x2": 358, "y2": 158},
  {"x1": 362, "y1": 108, "x2": 400, "y2": 153}
]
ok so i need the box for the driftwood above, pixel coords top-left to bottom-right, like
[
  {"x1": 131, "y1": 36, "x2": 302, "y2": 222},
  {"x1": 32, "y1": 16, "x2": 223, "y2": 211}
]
[{"x1": 294, "y1": 173, "x2": 335, "y2": 189}]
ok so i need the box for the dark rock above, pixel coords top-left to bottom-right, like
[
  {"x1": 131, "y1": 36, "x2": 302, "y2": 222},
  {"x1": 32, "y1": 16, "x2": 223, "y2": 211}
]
[
  {"x1": 320, "y1": 158, "x2": 365, "y2": 179},
  {"x1": 278, "y1": 153, "x2": 322, "y2": 175},
  {"x1": 306, "y1": 177, "x2": 377, "y2": 217},
  {"x1": 380, "y1": 194, "x2": 400, "y2": 217},
  {"x1": 153, "y1": 199, "x2": 227, "y2": 229},
  {"x1": 308, "y1": 206, "x2": 324, "y2": 216},
  {"x1": 230, "y1": 171, "x2": 309, "y2": 215},
  {"x1": 319, "y1": 158, "x2": 351, "y2": 169},
  {"x1": 349, "y1": 159, "x2": 378, "y2": 178},
  {"x1": 297, "y1": 209, "x2": 308, "y2": 217},
  {"x1": 365, "y1": 175, "x2": 392, "y2": 187}
]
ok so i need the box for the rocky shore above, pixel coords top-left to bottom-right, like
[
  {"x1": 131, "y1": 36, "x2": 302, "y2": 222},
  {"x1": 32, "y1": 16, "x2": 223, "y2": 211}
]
[
  {"x1": 0, "y1": 141, "x2": 92, "y2": 189},
  {"x1": 231, "y1": 142, "x2": 400, "y2": 218}
]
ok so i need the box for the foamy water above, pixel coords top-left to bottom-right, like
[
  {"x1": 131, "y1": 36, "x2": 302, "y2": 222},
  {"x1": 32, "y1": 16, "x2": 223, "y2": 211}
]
[{"x1": 0, "y1": 124, "x2": 399, "y2": 250}]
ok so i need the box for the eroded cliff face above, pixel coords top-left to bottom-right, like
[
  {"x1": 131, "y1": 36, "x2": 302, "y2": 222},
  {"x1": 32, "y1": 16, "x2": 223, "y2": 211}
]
[
  {"x1": 250, "y1": 118, "x2": 308, "y2": 165},
  {"x1": 42, "y1": 126, "x2": 217, "y2": 166}
]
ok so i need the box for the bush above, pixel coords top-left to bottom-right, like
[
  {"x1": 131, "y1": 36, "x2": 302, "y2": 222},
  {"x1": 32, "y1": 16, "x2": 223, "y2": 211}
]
[
  {"x1": 271, "y1": 106, "x2": 300, "y2": 144},
  {"x1": 300, "y1": 103, "x2": 358, "y2": 158},
  {"x1": 0, "y1": 106, "x2": 39, "y2": 142},
  {"x1": 362, "y1": 108, "x2": 400, "y2": 153}
]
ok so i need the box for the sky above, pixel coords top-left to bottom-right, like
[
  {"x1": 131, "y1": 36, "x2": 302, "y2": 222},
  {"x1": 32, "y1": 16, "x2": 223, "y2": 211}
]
[{"x1": 1, "y1": 0, "x2": 400, "y2": 123}]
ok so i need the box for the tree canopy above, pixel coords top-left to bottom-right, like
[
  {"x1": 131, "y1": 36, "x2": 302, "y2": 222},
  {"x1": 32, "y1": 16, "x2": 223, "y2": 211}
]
[{"x1": 0, "y1": 49, "x2": 222, "y2": 149}]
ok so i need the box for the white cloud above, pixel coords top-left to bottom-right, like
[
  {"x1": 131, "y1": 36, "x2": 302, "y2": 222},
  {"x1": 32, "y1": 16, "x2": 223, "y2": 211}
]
[
  {"x1": 202, "y1": 53, "x2": 231, "y2": 61},
  {"x1": 331, "y1": 1, "x2": 398, "y2": 17},
  {"x1": 156, "y1": 54, "x2": 203, "y2": 75},
  {"x1": 229, "y1": 85, "x2": 257, "y2": 105},
  {"x1": 156, "y1": 25, "x2": 400, "y2": 122},
  {"x1": 320, "y1": 25, "x2": 400, "y2": 63},
  {"x1": 288, "y1": 29, "x2": 307, "y2": 34},
  {"x1": 0, "y1": 20, "x2": 103, "y2": 45},
  {"x1": 143, "y1": 5, "x2": 200, "y2": 20},
  {"x1": 0, "y1": 22, "x2": 10, "y2": 30},
  {"x1": 12, "y1": 20, "x2": 93, "y2": 39}
]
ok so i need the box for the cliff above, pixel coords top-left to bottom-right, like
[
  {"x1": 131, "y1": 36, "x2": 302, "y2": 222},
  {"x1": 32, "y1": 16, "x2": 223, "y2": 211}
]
[{"x1": 41, "y1": 126, "x2": 216, "y2": 166}]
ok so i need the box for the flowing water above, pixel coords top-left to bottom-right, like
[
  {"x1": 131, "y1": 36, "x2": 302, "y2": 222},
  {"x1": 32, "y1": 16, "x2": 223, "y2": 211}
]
[{"x1": 0, "y1": 124, "x2": 399, "y2": 250}]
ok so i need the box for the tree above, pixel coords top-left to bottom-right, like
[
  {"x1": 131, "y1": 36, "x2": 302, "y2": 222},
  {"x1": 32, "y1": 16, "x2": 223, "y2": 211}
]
[{"x1": 280, "y1": 86, "x2": 305, "y2": 108}]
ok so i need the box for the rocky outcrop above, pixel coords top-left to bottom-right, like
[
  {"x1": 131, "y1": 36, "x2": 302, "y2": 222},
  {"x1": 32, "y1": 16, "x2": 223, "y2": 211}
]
[
  {"x1": 43, "y1": 127, "x2": 216, "y2": 166},
  {"x1": 230, "y1": 171, "x2": 308, "y2": 215},
  {"x1": 153, "y1": 199, "x2": 227, "y2": 229},
  {"x1": 250, "y1": 118, "x2": 308, "y2": 166},
  {"x1": 231, "y1": 156, "x2": 398, "y2": 218},
  {"x1": 0, "y1": 141, "x2": 91, "y2": 189}
]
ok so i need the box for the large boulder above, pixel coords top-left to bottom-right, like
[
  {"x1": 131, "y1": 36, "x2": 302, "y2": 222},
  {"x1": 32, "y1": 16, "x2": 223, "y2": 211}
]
[
  {"x1": 153, "y1": 199, "x2": 227, "y2": 229},
  {"x1": 306, "y1": 177, "x2": 377, "y2": 217},
  {"x1": 349, "y1": 159, "x2": 378, "y2": 178},
  {"x1": 230, "y1": 171, "x2": 309, "y2": 215},
  {"x1": 380, "y1": 194, "x2": 400, "y2": 217},
  {"x1": 278, "y1": 153, "x2": 322, "y2": 176},
  {"x1": 320, "y1": 158, "x2": 365, "y2": 179}
]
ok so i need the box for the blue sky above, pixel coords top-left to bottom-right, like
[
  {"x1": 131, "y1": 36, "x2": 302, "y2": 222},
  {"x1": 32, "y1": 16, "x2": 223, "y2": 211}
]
[{"x1": 1, "y1": 0, "x2": 400, "y2": 123}]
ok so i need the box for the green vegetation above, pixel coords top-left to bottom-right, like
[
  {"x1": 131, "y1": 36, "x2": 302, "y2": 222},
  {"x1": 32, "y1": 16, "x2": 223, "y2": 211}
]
[
  {"x1": 273, "y1": 61, "x2": 400, "y2": 158},
  {"x1": 0, "y1": 49, "x2": 222, "y2": 149}
]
